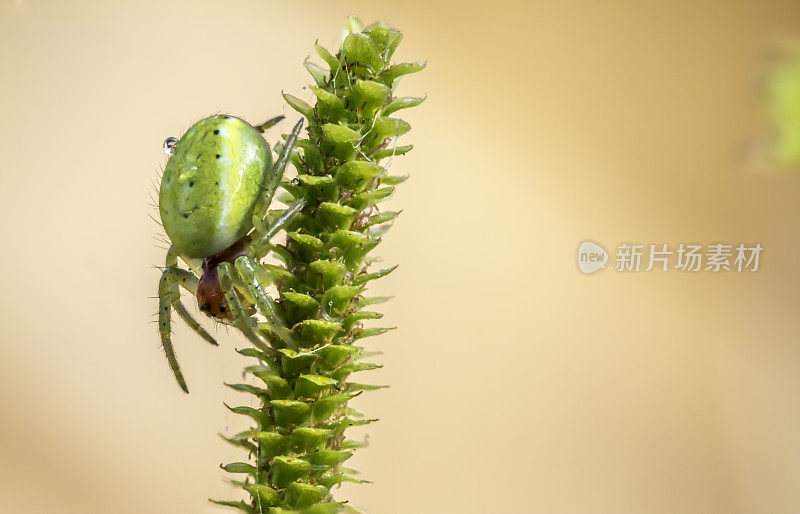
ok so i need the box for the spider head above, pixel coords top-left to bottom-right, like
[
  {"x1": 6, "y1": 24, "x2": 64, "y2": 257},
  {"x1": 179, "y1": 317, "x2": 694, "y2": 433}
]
[{"x1": 197, "y1": 262, "x2": 232, "y2": 320}]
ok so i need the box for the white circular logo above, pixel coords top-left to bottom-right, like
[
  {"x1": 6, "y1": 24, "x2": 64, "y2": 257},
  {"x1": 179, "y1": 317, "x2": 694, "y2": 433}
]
[{"x1": 577, "y1": 240, "x2": 608, "y2": 274}]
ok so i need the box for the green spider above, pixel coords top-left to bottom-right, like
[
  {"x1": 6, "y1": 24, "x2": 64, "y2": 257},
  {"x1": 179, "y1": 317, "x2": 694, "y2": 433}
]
[{"x1": 156, "y1": 113, "x2": 304, "y2": 393}]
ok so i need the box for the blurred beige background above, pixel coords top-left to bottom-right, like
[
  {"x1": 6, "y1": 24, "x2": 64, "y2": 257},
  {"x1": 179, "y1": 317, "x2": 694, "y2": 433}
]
[{"x1": 2, "y1": 1, "x2": 800, "y2": 513}]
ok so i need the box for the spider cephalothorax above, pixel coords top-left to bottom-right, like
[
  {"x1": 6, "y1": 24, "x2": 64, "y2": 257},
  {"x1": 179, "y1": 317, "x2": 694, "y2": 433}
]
[
  {"x1": 156, "y1": 113, "x2": 304, "y2": 392},
  {"x1": 196, "y1": 239, "x2": 252, "y2": 320}
]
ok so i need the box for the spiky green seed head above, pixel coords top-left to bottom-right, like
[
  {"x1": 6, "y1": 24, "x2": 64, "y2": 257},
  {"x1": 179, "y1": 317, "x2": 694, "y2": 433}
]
[
  {"x1": 207, "y1": 16, "x2": 425, "y2": 513},
  {"x1": 159, "y1": 115, "x2": 272, "y2": 258}
]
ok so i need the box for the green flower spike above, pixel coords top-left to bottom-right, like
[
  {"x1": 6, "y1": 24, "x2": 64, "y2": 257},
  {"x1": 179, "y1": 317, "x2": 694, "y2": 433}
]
[{"x1": 209, "y1": 17, "x2": 424, "y2": 513}]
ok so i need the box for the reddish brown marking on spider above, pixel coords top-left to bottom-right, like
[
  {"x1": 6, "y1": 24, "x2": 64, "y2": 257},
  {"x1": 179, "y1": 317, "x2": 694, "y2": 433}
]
[{"x1": 196, "y1": 240, "x2": 250, "y2": 320}]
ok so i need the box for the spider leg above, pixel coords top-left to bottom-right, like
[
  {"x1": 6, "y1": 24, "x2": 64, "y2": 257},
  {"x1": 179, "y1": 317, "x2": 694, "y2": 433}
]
[
  {"x1": 158, "y1": 268, "x2": 188, "y2": 393},
  {"x1": 252, "y1": 118, "x2": 305, "y2": 230},
  {"x1": 234, "y1": 256, "x2": 298, "y2": 350},
  {"x1": 165, "y1": 267, "x2": 200, "y2": 292},
  {"x1": 158, "y1": 246, "x2": 219, "y2": 393},
  {"x1": 163, "y1": 267, "x2": 217, "y2": 346},
  {"x1": 249, "y1": 198, "x2": 306, "y2": 258},
  {"x1": 253, "y1": 115, "x2": 285, "y2": 133},
  {"x1": 172, "y1": 296, "x2": 217, "y2": 346},
  {"x1": 217, "y1": 263, "x2": 279, "y2": 366}
]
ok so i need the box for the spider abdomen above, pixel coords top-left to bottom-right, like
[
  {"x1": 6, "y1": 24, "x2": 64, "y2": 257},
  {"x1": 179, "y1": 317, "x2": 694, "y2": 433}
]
[{"x1": 159, "y1": 115, "x2": 272, "y2": 258}]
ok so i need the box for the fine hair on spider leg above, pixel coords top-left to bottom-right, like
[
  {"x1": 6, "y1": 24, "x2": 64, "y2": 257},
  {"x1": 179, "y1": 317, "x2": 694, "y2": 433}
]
[
  {"x1": 216, "y1": 262, "x2": 276, "y2": 360},
  {"x1": 254, "y1": 114, "x2": 285, "y2": 133},
  {"x1": 251, "y1": 118, "x2": 305, "y2": 230},
  {"x1": 234, "y1": 255, "x2": 298, "y2": 350},
  {"x1": 157, "y1": 246, "x2": 223, "y2": 392}
]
